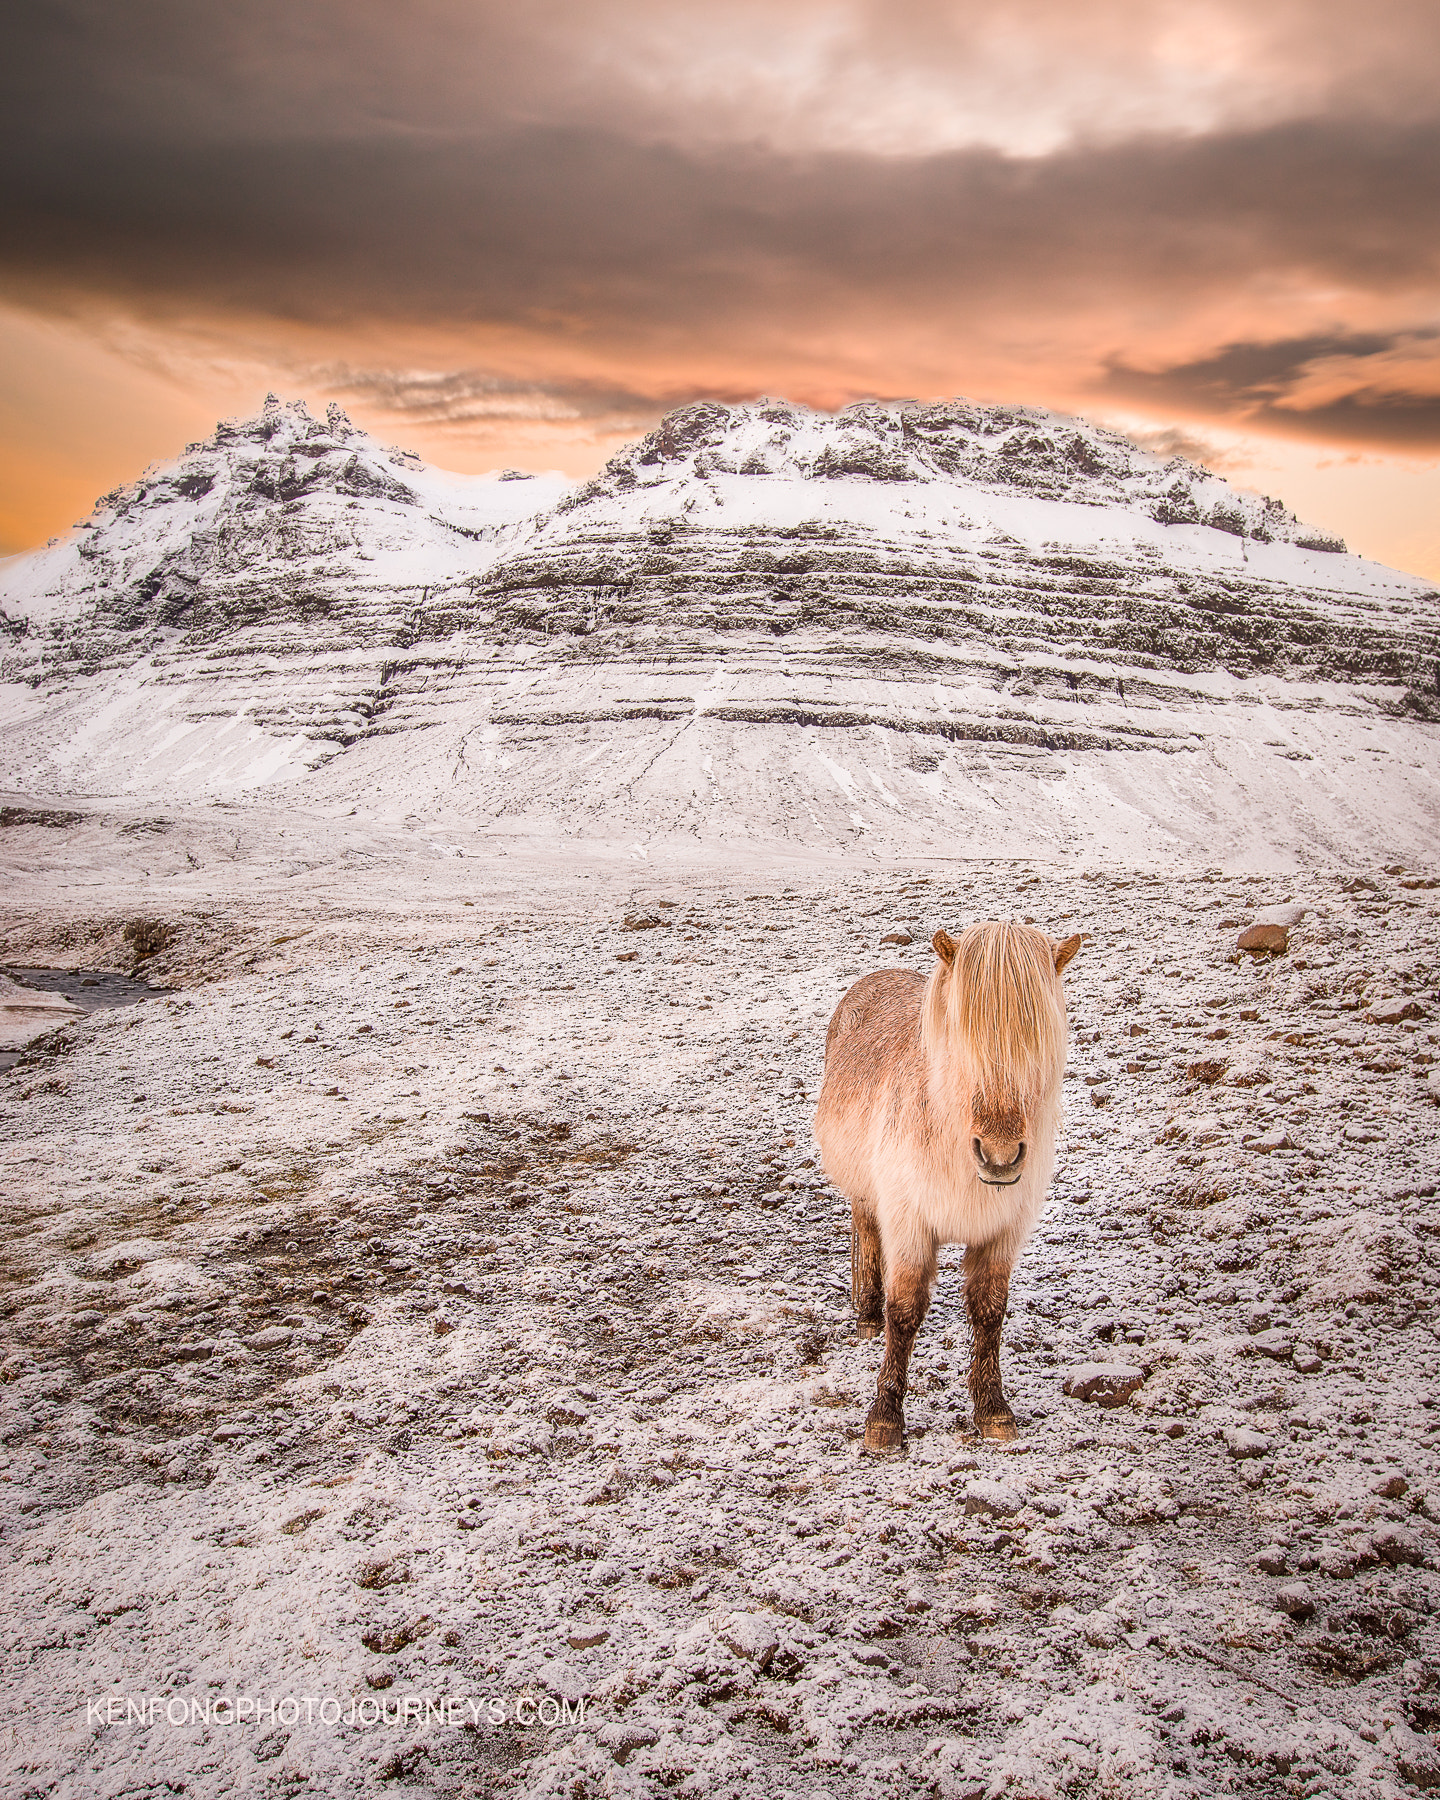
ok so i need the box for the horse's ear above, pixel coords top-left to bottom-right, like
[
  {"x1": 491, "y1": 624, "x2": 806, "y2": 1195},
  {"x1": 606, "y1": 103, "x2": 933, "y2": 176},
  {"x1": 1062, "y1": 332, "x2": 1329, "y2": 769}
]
[
  {"x1": 932, "y1": 928, "x2": 958, "y2": 964},
  {"x1": 1053, "y1": 933, "x2": 1082, "y2": 975}
]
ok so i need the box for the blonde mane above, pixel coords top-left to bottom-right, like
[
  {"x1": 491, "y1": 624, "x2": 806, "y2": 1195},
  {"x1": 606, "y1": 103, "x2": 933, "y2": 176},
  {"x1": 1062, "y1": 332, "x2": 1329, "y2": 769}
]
[{"x1": 921, "y1": 921, "x2": 1067, "y2": 1114}]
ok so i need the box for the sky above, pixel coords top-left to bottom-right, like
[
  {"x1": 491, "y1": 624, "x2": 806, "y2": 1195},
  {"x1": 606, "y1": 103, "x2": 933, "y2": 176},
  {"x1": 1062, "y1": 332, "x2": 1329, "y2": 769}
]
[{"x1": 2, "y1": 0, "x2": 1438, "y2": 578}]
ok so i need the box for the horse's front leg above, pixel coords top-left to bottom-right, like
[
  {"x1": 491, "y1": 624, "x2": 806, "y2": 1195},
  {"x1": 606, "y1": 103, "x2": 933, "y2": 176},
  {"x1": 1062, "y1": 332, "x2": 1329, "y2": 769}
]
[
  {"x1": 851, "y1": 1200, "x2": 884, "y2": 1341},
  {"x1": 964, "y1": 1242, "x2": 1017, "y2": 1440},
  {"x1": 863, "y1": 1260, "x2": 933, "y2": 1455}
]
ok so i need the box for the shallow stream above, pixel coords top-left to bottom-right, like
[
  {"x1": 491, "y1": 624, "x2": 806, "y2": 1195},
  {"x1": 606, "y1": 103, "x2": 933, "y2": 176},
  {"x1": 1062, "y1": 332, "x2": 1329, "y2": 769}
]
[{"x1": 0, "y1": 965, "x2": 172, "y2": 1071}]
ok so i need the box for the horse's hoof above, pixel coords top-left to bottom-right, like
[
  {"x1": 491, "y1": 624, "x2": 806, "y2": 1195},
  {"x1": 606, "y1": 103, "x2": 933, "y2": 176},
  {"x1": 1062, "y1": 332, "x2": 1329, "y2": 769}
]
[
  {"x1": 978, "y1": 1412, "x2": 1018, "y2": 1442},
  {"x1": 863, "y1": 1416, "x2": 906, "y2": 1455},
  {"x1": 856, "y1": 1319, "x2": 882, "y2": 1341}
]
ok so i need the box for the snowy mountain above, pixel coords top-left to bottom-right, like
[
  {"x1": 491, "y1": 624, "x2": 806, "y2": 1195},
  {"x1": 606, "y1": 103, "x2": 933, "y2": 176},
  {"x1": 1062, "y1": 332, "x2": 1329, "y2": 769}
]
[{"x1": 2, "y1": 394, "x2": 1437, "y2": 863}]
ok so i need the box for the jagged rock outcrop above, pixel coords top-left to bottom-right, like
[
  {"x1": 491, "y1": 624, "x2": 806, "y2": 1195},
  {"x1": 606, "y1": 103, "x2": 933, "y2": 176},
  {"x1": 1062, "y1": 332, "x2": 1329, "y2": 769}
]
[{"x1": 1, "y1": 395, "x2": 1437, "y2": 861}]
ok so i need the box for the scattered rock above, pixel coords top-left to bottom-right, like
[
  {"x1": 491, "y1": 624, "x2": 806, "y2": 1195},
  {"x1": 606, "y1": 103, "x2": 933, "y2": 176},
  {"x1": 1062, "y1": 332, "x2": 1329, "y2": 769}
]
[
  {"x1": 247, "y1": 1326, "x2": 294, "y2": 1351},
  {"x1": 963, "y1": 1478, "x2": 1024, "y2": 1519},
  {"x1": 597, "y1": 1721, "x2": 660, "y2": 1764},
  {"x1": 717, "y1": 1611, "x2": 779, "y2": 1670},
  {"x1": 879, "y1": 931, "x2": 913, "y2": 945},
  {"x1": 1255, "y1": 1545, "x2": 1288, "y2": 1575},
  {"x1": 1274, "y1": 1581, "x2": 1315, "y2": 1620},
  {"x1": 1292, "y1": 1345, "x2": 1323, "y2": 1374},
  {"x1": 1250, "y1": 1328, "x2": 1295, "y2": 1360},
  {"x1": 1081, "y1": 1609, "x2": 1122, "y2": 1648},
  {"x1": 1372, "y1": 1523, "x2": 1425, "y2": 1566},
  {"x1": 1370, "y1": 996, "x2": 1427, "y2": 1024},
  {"x1": 1238, "y1": 923, "x2": 1288, "y2": 953},
  {"x1": 1246, "y1": 1129, "x2": 1293, "y2": 1154},
  {"x1": 123, "y1": 917, "x2": 173, "y2": 961},
  {"x1": 1391, "y1": 1722, "x2": 1440, "y2": 1791},
  {"x1": 1375, "y1": 1473, "x2": 1410, "y2": 1500},
  {"x1": 1237, "y1": 905, "x2": 1304, "y2": 954},
  {"x1": 1223, "y1": 1426, "x2": 1270, "y2": 1459},
  {"x1": 620, "y1": 910, "x2": 668, "y2": 932},
  {"x1": 1063, "y1": 1363, "x2": 1146, "y2": 1407}
]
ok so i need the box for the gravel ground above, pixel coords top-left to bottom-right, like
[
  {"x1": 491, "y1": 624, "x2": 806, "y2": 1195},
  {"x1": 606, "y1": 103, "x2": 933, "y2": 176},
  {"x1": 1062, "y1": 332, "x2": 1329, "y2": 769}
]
[{"x1": 2, "y1": 855, "x2": 1439, "y2": 1798}]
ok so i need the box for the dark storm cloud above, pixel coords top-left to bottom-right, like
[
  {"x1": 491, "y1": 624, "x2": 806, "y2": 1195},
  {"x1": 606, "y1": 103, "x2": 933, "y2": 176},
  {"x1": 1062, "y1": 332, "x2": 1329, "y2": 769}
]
[
  {"x1": 3, "y1": 1, "x2": 1440, "y2": 447},
  {"x1": 1104, "y1": 332, "x2": 1440, "y2": 449},
  {"x1": 5, "y1": 117, "x2": 1437, "y2": 320}
]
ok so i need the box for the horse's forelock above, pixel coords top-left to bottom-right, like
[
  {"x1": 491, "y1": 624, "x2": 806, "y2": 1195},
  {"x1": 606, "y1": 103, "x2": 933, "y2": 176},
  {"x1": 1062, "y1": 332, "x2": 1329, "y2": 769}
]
[{"x1": 925, "y1": 920, "x2": 1065, "y2": 1111}]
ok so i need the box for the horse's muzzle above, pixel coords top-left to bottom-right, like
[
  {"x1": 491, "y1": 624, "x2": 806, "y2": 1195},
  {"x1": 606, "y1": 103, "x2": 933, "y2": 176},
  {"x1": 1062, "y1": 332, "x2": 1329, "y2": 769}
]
[{"x1": 973, "y1": 1138, "x2": 1026, "y2": 1186}]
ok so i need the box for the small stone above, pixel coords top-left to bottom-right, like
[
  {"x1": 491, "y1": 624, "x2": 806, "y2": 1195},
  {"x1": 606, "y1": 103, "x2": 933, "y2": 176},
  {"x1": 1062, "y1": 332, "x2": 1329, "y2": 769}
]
[
  {"x1": 1160, "y1": 1420, "x2": 1185, "y2": 1438},
  {"x1": 1063, "y1": 1363, "x2": 1145, "y2": 1407},
  {"x1": 1370, "y1": 996, "x2": 1427, "y2": 1024},
  {"x1": 1247, "y1": 1129, "x2": 1292, "y2": 1154},
  {"x1": 597, "y1": 1721, "x2": 660, "y2": 1762},
  {"x1": 1274, "y1": 1581, "x2": 1315, "y2": 1620},
  {"x1": 1239, "y1": 903, "x2": 1305, "y2": 952},
  {"x1": 964, "y1": 1478, "x2": 1024, "y2": 1519},
  {"x1": 1317, "y1": 1544, "x2": 1360, "y2": 1579},
  {"x1": 1375, "y1": 1473, "x2": 1409, "y2": 1500},
  {"x1": 566, "y1": 1629, "x2": 609, "y2": 1650},
  {"x1": 717, "y1": 1611, "x2": 779, "y2": 1670},
  {"x1": 1250, "y1": 1329, "x2": 1295, "y2": 1361},
  {"x1": 1371, "y1": 1522, "x2": 1424, "y2": 1566},
  {"x1": 247, "y1": 1326, "x2": 294, "y2": 1351},
  {"x1": 1428, "y1": 1069, "x2": 1440, "y2": 1104},
  {"x1": 1238, "y1": 923, "x2": 1289, "y2": 954},
  {"x1": 1255, "y1": 1545, "x2": 1288, "y2": 1575},
  {"x1": 620, "y1": 909, "x2": 667, "y2": 932},
  {"x1": 1089, "y1": 1086, "x2": 1113, "y2": 1107},
  {"x1": 1223, "y1": 1426, "x2": 1270, "y2": 1459},
  {"x1": 212, "y1": 1422, "x2": 249, "y2": 1441},
  {"x1": 1391, "y1": 1723, "x2": 1440, "y2": 1792},
  {"x1": 1081, "y1": 1609, "x2": 1121, "y2": 1647},
  {"x1": 615, "y1": 951, "x2": 639, "y2": 963},
  {"x1": 1292, "y1": 1345, "x2": 1323, "y2": 1374},
  {"x1": 879, "y1": 931, "x2": 913, "y2": 946}
]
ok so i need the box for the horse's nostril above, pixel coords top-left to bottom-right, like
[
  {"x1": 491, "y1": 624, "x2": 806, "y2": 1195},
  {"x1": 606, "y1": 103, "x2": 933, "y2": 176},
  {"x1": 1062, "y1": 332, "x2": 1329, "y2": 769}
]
[{"x1": 972, "y1": 1137, "x2": 986, "y2": 1165}]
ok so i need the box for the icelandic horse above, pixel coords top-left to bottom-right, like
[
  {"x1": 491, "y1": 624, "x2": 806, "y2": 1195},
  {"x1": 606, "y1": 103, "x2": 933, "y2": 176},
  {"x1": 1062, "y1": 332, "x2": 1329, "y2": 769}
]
[{"x1": 814, "y1": 921, "x2": 1081, "y2": 1451}]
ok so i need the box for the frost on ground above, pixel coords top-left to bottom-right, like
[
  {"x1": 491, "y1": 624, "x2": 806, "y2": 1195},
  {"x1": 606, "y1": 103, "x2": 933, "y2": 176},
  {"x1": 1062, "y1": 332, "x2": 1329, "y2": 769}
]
[{"x1": 2, "y1": 849, "x2": 1440, "y2": 1799}]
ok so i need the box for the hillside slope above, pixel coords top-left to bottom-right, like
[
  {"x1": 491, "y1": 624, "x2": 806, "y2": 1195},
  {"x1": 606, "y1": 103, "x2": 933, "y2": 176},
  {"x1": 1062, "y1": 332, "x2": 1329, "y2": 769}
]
[{"x1": 2, "y1": 395, "x2": 1437, "y2": 864}]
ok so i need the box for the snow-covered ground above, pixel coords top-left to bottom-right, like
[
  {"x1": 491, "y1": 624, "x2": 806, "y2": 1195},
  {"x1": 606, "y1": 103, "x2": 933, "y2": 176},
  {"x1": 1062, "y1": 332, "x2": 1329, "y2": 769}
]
[
  {"x1": 3, "y1": 823, "x2": 1440, "y2": 1799},
  {"x1": 2, "y1": 397, "x2": 1439, "y2": 1795}
]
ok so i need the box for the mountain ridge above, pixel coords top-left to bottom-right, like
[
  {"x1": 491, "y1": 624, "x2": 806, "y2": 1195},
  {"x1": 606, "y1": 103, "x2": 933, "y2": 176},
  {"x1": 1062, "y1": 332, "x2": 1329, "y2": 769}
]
[{"x1": 1, "y1": 393, "x2": 1437, "y2": 864}]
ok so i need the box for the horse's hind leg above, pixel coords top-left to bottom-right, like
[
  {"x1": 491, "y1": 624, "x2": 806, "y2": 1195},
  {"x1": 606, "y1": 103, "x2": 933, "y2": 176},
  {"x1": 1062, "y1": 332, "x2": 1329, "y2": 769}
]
[
  {"x1": 851, "y1": 1201, "x2": 884, "y2": 1340},
  {"x1": 864, "y1": 1261, "x2": 933, "y2": 1455},
  {"x1": 964, "y1": 1242, "x2": 1017, "y2": 1441}
]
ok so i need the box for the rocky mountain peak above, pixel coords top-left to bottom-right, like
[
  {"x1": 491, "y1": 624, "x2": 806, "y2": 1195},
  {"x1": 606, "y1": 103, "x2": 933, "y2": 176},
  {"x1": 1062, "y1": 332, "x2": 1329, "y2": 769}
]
[
  {"x1": 1, "y1": 393, "x2": 1436, "y2": 862},
  {"x1": 569, "y1": 397, "x2": 1341, "y2": 552}
]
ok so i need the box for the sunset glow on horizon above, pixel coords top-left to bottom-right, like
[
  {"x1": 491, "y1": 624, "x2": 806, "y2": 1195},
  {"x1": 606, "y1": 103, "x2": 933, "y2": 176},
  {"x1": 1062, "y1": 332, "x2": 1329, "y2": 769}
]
[{"x1": 3, "y1": 0, "x2": 1439, "y2": 577}]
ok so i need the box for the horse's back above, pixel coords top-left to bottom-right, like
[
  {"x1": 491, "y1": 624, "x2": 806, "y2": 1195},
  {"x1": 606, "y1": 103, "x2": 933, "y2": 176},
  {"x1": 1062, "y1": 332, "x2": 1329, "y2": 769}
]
[
  {"x1": 817, "y1": 969, "x2": 924, "y2": 1134},
  {"x1": 823, "y1": 969, "x2": 924, "y2": 1056}
]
